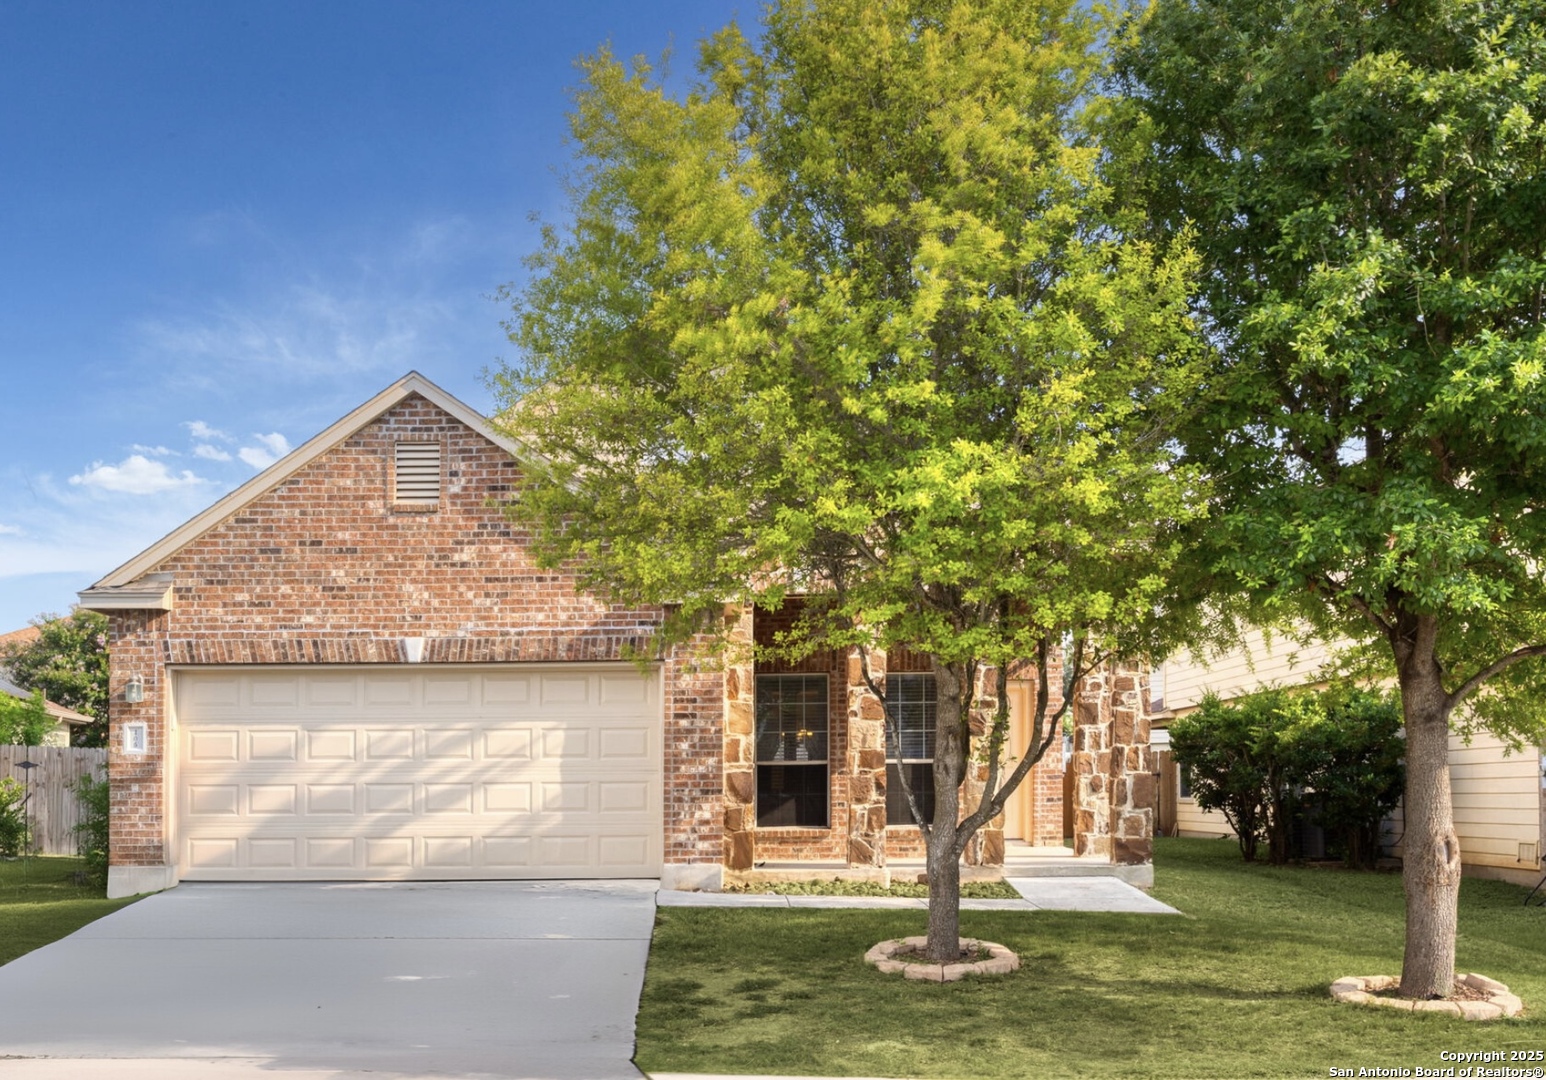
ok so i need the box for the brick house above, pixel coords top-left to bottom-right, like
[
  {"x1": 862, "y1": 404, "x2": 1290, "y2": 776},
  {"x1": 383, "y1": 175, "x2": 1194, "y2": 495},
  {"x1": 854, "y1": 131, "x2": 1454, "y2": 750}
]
[{"x1": 81, "y1": 372, "x2": 1153, "y2": 898}]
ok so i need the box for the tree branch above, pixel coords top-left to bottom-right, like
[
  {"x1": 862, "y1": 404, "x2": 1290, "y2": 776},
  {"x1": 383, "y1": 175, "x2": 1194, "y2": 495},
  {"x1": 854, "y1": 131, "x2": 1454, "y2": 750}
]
[
  {"x1": 857, "y1": 643, "x2": 929, "y2": 842},
  {"x1": 1446, "y1": 643, "x2": 1546, "y2": 717}
]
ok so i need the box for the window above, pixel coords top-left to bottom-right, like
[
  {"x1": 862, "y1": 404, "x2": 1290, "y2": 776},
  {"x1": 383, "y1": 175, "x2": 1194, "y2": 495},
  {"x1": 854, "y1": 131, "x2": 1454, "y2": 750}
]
[
  {"x1": 394, "y1": 442, "x2": 441, "y2": 505},
  {"x1": 1179, "y1": 767, "x2": 1193, "y2": 800},
  {"x1": 755, "y1": 674, "x2": 828, "y2": 827},
  {"x1": 886, "y1": 672, "x2": 936, "y2": 826}
]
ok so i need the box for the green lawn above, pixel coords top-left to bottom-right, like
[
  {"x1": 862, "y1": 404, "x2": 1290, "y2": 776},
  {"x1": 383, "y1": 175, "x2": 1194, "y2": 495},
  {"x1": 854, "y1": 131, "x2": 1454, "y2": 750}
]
[
  {"x1": 635, "y1": 838, "x2": 1546, "y2": 1079},
  {"x1": 0, "y1": 856, "x2": 138, "y2": 966}
]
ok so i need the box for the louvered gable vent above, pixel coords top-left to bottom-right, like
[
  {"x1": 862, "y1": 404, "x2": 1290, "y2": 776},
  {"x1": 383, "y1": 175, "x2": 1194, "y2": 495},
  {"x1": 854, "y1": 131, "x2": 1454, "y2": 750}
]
[{"x1": 395, "y1": 442, "x2": 441, "y2": 504}]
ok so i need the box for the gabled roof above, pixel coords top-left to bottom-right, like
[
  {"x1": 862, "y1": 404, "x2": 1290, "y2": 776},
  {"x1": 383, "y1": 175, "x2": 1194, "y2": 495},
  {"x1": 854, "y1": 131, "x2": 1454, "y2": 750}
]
[
  {"x1": 82, "y1": 371, "x2": 524, "y2": 596},
  {"x1": 0, "y1": 676, "x2": 93, "y2": 727},
  {"x1": 0, "y1": 626, "x2": 41, "y2": 652}
]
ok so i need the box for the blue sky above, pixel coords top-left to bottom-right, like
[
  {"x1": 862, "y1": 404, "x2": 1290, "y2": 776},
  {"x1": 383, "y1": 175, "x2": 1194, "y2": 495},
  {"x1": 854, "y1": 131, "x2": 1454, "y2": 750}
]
[{"x1": 0, "y1": 0, "x2": 746, "y2": 630}]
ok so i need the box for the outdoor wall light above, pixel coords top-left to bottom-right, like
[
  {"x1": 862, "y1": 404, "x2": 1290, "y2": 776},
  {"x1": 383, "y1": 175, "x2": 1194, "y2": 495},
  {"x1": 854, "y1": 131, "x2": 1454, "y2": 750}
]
[{"x1": 125, "y1": 675, "x2": 145, "y2": 704}]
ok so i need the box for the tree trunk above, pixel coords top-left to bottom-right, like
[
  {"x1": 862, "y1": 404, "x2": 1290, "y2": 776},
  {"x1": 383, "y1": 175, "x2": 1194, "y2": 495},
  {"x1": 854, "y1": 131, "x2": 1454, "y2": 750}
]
[
  {"x1": 923, "y1": 658, "x2": 968, "y2": 962},
  {"x1": 1397, "y1": 659, "x2": 1461, "y2": 998}
]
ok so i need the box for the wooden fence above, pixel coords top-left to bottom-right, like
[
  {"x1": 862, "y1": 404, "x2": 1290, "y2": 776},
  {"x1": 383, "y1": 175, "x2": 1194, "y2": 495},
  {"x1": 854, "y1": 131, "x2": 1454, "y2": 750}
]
[{"x1": 1, "y1": 745, "x2": 107, "y2": 855}]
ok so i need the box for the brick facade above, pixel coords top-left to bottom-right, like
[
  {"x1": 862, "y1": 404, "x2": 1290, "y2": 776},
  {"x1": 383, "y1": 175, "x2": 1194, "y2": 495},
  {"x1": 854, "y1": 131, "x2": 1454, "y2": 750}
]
[{"x1": 100, "y1": 391, "x2": 724, "y2": 881}]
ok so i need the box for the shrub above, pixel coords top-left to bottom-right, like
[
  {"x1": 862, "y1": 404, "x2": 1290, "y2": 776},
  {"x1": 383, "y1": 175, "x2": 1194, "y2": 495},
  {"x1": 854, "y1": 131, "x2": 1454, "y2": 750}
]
[
  {"x1": 0, "y1": 776, "x2": 30, "y2": 856},
  {"x1": 73, "y1": 772, "x2": 110, "y2": 887},
  {"x1": 1169, "y1": 693, "x2": 1272, "y2": 861},
  {"x1": 0, "y1": 688, "x2": 53, "y2": 746},
  {"x1": 1170, "y1": 686, "x2": 1404, "y2": 867}
]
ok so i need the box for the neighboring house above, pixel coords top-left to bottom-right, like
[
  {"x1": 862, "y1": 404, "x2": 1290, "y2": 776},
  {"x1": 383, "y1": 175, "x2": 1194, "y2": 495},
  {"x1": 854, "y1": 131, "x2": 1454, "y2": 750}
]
[
  {"x1": 0, "y1": 625, "x2": 42, "y2": 654},
  {"x1": 0, "y1": 675, "x2": 93, "y2": 747},
  {"x1": 1152, "y1": 629, "x2": 1546, "y2": 887},
  {"x1": 79, "y1": 372, "x2": 1152, "y2": 899}
]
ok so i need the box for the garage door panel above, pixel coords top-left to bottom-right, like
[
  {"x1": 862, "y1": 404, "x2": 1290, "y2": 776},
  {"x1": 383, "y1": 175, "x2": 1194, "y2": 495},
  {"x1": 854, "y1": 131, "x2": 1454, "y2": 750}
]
[
  {"x1": 481, "y1": 677, "x2": 530, "y2": 705},
  {"x1": 306, "y1": 677, "x2": 359, "y2": 708},
  {"x1": 251, "y1": 677, "x2": 300, "y2": 707},
  {"x1": 484, "y1": 729, "x2": 533, "y2": 758},
  {"x1": 249, "y1": 730, "x2": 297, "y2": 761},
  {"x1": 539, "y1": 675, "x2": 589, "y2": 705},
  {"x1": 600, "y1": 728, "x2": 650, "y2": 759},
  {"x1": 176, "y1": 666, "x2": 661, "y2": 880},
  {"x1": 425, "y1": 729, "x2": 473, "y2": 759},
  {"x1": 189, "y1": 731, "x2": 239, "y2": 762},
  {"x1": 306, "y1": 730, "x2": 356, "y2": 760}
]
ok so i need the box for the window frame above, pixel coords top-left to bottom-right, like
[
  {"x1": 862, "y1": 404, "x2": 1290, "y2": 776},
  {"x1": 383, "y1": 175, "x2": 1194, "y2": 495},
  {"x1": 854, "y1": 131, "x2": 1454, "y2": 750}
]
[
  {"x1": 753, "y1": 673, "x2": 830, "y2": 829},
  {"x1": 885, "y1": 671, "x2": 937, "y2": 827}
]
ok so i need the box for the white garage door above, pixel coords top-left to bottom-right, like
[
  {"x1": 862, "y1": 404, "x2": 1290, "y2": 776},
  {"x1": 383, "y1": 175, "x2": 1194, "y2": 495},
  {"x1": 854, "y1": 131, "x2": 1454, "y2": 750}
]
[{"x1": 174, "y1": 664, "x2": 661, "y2": 880}]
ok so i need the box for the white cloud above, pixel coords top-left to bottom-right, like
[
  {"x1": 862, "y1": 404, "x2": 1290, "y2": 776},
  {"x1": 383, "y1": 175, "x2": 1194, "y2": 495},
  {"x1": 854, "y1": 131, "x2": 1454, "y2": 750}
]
[
  {"x1": 185, "y1": 420, "x2": 231, "y2": 441},
  {"x1": 130, "y1": 444, "x2": 175, "y2": 456},
  {"x1": 0, "y1": 524, "x2": 21, "y2": 536},
  {"x1": 193, "y1": 444, "x2": 233, "y2": 462},
  {"x1": 253, "y1": 432, "x2": 291, "y2": 456},
  {"x1": 237, "y1": 433, "x2": 290, "y2": 470},
  {"x1": 68, "y1": 455, "x2": 211, "y2": 495}
]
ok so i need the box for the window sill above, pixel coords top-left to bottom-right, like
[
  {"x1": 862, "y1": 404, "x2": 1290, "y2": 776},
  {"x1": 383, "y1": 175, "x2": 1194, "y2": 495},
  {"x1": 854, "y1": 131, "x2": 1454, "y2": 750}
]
[{"x1": 391, "y1": 501, "x2": 439, "y2": 514}]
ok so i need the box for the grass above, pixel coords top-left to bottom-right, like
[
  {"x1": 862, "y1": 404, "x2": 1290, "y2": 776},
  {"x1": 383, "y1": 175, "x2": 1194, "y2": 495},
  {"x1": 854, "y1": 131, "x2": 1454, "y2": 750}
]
[
  {"x1": 635, "y1": 837, "x2": 1546, "y2": 1079},
  {"x1": 0, "y1": 855, "x2": 138, "y2": 966}
]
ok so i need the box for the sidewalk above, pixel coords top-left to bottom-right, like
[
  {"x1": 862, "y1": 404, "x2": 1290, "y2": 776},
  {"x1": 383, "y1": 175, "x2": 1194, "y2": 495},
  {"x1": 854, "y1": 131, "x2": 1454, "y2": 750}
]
[{"x1": 656, "y1": 875, "x2": 1178, "y2": 915}]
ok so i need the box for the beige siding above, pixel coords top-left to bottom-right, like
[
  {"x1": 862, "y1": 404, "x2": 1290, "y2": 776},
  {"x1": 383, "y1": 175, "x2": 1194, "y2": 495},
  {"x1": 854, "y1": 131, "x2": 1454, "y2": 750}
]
[
  {"x1": 1175, "y1": 796, "x2": 1234, "y2": 839},
  {"x1": 1160, "y1": 628, "x2": 1336, "y2": 712},
  {"x1": 1400, "y1": 731, "x2": 1542, "y2": 875}
]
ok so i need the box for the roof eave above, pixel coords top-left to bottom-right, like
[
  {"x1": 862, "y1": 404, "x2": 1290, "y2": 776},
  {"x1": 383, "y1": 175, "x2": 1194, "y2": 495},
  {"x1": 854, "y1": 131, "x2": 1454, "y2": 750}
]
[{"x1": 84, "y1": 372, "x2": 524, "y2": 591}]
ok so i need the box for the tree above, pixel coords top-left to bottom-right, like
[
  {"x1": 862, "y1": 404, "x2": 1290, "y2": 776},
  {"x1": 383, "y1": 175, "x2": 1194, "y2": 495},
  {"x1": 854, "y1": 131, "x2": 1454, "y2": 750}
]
[
  {"x1": 1116, "y1": 0, "x2": 1546, "y2": 996},
  {"x1": 1, "y1": 611, "x2": 109, "y2": 746},
  {"x1": 493, "y1": 0, "x2": 1205, "y2": 961},
  {"x1": 0, "y1": 688, "x2": 53, "y2": 747}
]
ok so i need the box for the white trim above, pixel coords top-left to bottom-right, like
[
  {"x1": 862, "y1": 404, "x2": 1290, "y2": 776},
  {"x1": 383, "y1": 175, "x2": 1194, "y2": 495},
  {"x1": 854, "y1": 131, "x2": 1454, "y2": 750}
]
[
  {"x1": 84, "y1": 373, "x2": 527, "y2": 591},
  {"x1": 77, "y1": 572, "x2": 175, "y2": 613}
]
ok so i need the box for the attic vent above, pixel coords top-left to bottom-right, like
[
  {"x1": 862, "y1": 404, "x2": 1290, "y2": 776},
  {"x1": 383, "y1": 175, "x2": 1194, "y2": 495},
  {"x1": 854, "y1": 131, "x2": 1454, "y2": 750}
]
[{"x1": 394, "y1": 442, "x2": 441, "y2": 505}]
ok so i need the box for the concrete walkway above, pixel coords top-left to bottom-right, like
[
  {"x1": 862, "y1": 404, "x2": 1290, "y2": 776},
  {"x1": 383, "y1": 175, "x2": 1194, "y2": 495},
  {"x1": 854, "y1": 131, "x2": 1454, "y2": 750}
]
[
  {"x1": 0, "y1": 879, "x2": 657, "y2": 1080},
  {"x1": 657, "y1": 875, "x2": 1178, "y2": 914}
]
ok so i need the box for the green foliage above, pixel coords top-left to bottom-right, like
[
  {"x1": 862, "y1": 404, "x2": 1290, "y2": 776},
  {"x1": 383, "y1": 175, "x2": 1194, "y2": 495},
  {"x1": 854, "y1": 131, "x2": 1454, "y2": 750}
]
[
  {"x1": 1117, "y1": 0, "x2": 1546, "y2": 993},
  {"x1": 1281, "y1": 688, "x2": 1406, "y2": 869},
  {"x1": 1115, "y1": 0, "x2": 1546, "y2": 738},
  {"x1": 0, "y1": 776, "x2": 30, "y2": 857},
  {"x1": 1, "y1": 611, "x2": 108, "y2": 747},
  {"x1": 1169, "y1": 693, "x2": 1275, "y2": 861},
  {"x1": 1171, "y1": 687, "x2": 1404, "y2": 867},
  {"x1": 492, "y1": 0, "x2": 1206, "y2": 882},
  {"x1": 0, "y1": 688, "x2": 54, "y2": 747},
  {"x1": 72, "y1": 772, "x2": 109, "y2": 888}
]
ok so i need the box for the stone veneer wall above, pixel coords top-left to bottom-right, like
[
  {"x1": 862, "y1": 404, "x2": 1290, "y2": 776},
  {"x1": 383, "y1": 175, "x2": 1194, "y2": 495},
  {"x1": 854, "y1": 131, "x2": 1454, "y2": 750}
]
[
  {"x1": 1071, "y1": 661, "x2": 1152, "y2": 863},
  {"x1": 103, "y1": 394, "x2": 725, "y2": 879}
]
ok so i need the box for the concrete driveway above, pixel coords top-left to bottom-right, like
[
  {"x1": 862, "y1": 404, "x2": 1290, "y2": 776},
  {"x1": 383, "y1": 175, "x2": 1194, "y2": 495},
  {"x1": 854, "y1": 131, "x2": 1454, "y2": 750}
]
[{"x1": 0, "y1": 879, "x2": 657, "y2": 1080}]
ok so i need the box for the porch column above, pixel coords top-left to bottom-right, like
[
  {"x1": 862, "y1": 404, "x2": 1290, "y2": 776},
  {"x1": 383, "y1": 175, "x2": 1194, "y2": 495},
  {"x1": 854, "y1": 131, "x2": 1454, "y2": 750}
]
[
  {"x1": 1109, "y1": 663, "x2": 1154, "y2": 865},
  {"x1": 1072, "y1": 668, "x2": 1113, "y2": 858},
  {"x1": 962, "y1": 666, "x2": 1006, "y2": 866},
  {"x1": 846, "y1": 647, "x2": 887, "y2": 866},
  {"x1": 722, "y1": 606, "x2": 756, "y2": 871}
]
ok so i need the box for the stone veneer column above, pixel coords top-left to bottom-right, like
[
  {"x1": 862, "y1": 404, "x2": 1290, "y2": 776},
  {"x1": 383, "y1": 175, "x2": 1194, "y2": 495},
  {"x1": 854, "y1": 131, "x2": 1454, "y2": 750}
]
[
  {"x1": 722, "y1": 606, "x2": 756, "y2": 872},
  {"x1": 961, "y1": 666, "x2": 1006, "y2": 867},
  {"x1": 846, "y1": 647, "x2": 888, "y2": 867},
  {"x1": 1072, "y1": 667, "x2": 1113, "y2": 858},
  {"x1": 1108, "y1": 663, "x2": 1154, "y2": 865}
]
